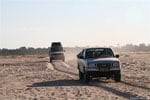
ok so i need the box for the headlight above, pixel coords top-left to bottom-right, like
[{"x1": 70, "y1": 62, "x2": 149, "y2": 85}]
[
  {"x1": 88, "y1": 63, "x2": 95, "y2": 67},
  {"x1": 113, "y1": 62, "x2": 120, "y2": 67}
]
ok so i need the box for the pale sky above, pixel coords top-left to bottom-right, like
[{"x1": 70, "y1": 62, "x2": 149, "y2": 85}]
[{"x1": 0, "y1": 0, "x2": 150, "y2": 49}]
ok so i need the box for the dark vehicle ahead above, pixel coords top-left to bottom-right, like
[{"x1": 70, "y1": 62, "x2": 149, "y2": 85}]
[
  {"x1": 77, "y1": 47, "x2": 121, "y2": 83},
  {"x1": 49, "y1": 42, "x2": 65, "y2": 63}
]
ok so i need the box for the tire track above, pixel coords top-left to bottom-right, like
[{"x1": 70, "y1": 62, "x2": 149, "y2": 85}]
[
  {"x1": 52, "y1": 61, "x2": 78, "y2": 76},
  {"x1": 60, "y1": 62, "x2": 71, "y2": 68}
]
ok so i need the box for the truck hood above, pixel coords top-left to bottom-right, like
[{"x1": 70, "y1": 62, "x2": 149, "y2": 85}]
[{"x1": 86, "y1": 57, "x2": 119, "y2": 63}]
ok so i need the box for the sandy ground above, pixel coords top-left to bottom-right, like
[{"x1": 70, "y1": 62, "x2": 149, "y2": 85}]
[{"x1": 0, "y1": 50, "x2": 150, "y2": 100}]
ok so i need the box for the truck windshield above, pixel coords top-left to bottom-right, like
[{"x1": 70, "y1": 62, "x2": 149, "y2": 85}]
[{"x1": 85, "y1": 48, "x2": 114, "y2": 59}]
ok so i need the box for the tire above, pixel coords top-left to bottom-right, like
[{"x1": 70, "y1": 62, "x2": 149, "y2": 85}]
[
  {"x1": 50, "y1": 59, "x2": 52, "y2": 63},
  {"x1": 79, "y1": 70, "x2": 84, "y2": 80},
  {"x1": 114, "y1": 73, "x2": 121, "y2": 82},
  {"x1": 62, "y1": 58, "x2": 65, "y2": 62},
  {"x1": 106, "y1": 76, "x2": 110, "y2": 79},
  {"x1": 83, "y1": 72, "x2": 90, "y2": 83}
]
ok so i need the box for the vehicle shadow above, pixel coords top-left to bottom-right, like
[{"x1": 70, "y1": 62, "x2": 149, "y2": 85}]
[
  {"x1": 27, "y1": 79, "x2": 147, "y2": 100},
  {"x1": 27, "y1": 79, "x2": 87, "y2": 87}
]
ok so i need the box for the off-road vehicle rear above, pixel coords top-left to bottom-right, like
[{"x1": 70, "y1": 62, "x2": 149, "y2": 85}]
[{"x1": 49, "y1": 42, "x2": 65, "y2": 63}]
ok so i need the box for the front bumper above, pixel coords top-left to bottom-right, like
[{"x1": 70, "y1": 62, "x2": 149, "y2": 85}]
[
  {"x1": 85, "y1": 67, "x2": 120, "y2": 71},
  {"x1": 50, "y1": 56, "x2": 64, "y2": 60},
  {"x1": 86, "y1": 70, "x2": 121, "y2": 77}
]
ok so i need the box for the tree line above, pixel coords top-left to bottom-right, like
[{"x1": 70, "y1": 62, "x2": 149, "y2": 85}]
[
  {"x1": 0, "y1": 47, "x2": 49, "y2": 56},
  {"x1": 112, "y1": 43, "x2": 150, "y2": 52},
  {"x1": 0, "y1": 43, "x2": 150, "y2": 56}
]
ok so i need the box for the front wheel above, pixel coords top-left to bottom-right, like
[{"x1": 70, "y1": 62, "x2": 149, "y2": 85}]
[
  {"x1": 62, "y1": 58, "x2": 65, "y2": 62},
  {"x1": 79, "y1": 70, "x2": 84, "y2": 80},
  {"x1": 83, "y1": 72, "x2": 90, "y2": 83},
  {"x1": 114, "y1": 73, "x2": 121, "y2": 82},
  {"x1": 50, "y1": 59, "x2": 52, "y2": 63}
]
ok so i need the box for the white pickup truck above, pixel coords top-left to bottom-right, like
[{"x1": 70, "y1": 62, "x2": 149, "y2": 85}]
[{"x1": 77, "y1": 47, "x2": 121, "y2": 83}]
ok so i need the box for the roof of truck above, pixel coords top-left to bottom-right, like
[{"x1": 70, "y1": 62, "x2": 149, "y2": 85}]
[{"x1": 83, "y1": 47, "x2": 112, "y2": 50}]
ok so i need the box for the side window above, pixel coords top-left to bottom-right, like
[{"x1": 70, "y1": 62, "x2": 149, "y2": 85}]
[
  {"x1": 77, "y1": 49, "x2": 86, "y2": 59},
  {"x1": 82, "y1": 49, "x2": 86, "y2": 58},
  {"x1": 107, "y1": 49, "x2": 114, "y2": 56},
  {"x1": 81, "y1": 50, "x2": 84, "y2": 56},
  {"x1": 77, "y1": 50, "x2": 84, "y2": 57},
  {"x1": 78, "y1": 50, "x2": 84, "y2": 57}
]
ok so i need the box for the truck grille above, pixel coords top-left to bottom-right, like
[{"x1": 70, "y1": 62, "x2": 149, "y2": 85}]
[
  {"x1": 97, "y1": 63, "x2": 112, "y2": 71},
  {"x1": 97, "y1": 63, "x2": 112, "y2": 68}
]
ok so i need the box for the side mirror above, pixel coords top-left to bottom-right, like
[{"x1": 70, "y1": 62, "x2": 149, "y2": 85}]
[{"x1": 115, "y1": 54, "x2": 119, "y2": 58}]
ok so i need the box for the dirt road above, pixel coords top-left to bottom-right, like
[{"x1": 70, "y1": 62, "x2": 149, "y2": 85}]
[{"x1": 0, "y1": 52, "x2": 150, "y2": 100}]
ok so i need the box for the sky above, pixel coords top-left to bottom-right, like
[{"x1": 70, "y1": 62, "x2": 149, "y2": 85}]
[{"x1": 0, "y1": 0, "x2": 150, "y2": 49}]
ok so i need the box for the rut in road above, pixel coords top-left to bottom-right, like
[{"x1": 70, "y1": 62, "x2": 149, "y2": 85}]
[
  {"x1": 51, "y1": 61, "x2": 150, "y2": 100},
  {"x1": 52, "y1": 61, "x2": 78, "y2": 76}
]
